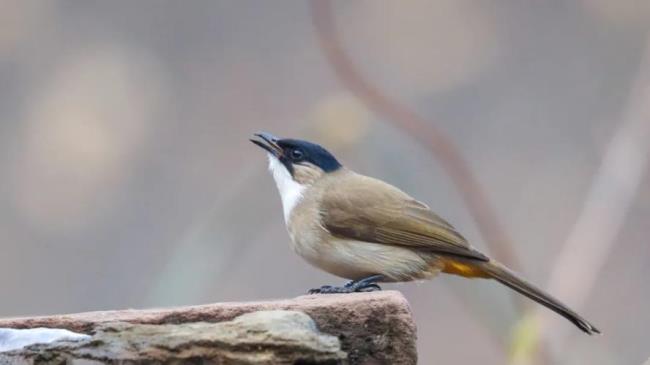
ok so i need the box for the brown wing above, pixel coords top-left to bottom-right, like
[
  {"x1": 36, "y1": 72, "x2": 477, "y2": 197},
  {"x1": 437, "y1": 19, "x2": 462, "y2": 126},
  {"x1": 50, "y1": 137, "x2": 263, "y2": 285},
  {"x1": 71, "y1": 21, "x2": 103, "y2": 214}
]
[{"x1": 320, "y1": 173, "x2": 488, "y2": 262}]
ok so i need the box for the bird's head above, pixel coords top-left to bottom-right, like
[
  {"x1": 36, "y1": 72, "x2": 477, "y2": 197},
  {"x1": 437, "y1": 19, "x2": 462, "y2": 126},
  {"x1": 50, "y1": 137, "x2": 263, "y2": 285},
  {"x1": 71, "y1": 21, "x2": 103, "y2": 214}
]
[
  {"x1": 250, "y1": 132, "x2": 342, "y2": 187},
  {"x1": 251, "y1": 132, "x2": 342, "y2": 221}
]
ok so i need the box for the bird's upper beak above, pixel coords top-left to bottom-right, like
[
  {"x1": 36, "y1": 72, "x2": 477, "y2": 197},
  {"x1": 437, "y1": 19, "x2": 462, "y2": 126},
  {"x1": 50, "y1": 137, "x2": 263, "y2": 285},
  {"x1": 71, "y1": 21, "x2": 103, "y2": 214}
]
[{"x1": 250, "y1": 132, "x2": 282, "y2": 157}]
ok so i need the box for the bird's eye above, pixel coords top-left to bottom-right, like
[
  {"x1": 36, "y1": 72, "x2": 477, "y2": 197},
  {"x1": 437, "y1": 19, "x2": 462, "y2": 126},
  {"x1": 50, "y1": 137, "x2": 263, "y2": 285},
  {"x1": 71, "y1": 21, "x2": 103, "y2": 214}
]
[{"x1": 290, "y1": 149, "x2": 304, "y2": 161}]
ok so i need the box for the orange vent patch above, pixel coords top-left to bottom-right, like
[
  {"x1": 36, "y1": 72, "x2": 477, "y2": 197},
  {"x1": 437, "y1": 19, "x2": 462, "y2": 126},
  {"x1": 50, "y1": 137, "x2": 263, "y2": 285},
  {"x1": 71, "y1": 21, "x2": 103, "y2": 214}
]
[{"x1": 441, "y1": 260, "x2": 489, "y2": 278}]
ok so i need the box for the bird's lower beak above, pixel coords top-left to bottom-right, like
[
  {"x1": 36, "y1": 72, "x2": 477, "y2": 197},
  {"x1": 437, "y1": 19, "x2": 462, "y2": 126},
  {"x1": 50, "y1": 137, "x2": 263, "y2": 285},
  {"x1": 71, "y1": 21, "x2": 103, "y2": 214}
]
[{"x1": 250, "y1": 132, "x2": 282, "y2": 157}]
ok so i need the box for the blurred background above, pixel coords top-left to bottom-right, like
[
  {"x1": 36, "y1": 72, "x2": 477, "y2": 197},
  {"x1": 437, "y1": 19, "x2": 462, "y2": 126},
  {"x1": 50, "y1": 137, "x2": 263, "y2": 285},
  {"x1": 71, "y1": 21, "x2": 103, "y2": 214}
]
[{"x1": 1, "y1": 1, "x2": 649, "y2": 364}]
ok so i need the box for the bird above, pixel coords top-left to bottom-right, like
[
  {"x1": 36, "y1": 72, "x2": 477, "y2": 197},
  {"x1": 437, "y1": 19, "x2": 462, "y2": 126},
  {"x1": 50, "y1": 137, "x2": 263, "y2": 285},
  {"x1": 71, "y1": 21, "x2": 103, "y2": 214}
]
[{"x1": 250, "y1": 132, "x2": 600, "y2": 335}]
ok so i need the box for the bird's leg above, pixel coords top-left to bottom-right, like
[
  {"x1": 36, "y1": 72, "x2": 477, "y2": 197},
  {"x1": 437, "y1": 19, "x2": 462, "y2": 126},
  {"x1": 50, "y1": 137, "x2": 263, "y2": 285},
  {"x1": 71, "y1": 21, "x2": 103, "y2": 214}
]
[{"x1": 308, "y1": 274, "x2": 384, "y2": 294}]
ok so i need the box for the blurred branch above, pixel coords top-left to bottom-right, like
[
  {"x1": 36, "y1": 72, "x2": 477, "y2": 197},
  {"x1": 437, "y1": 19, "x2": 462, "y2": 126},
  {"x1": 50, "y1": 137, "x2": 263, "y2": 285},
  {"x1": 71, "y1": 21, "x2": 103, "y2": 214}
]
[
  {"x1": 531, "y1": 37, "x2": 650, "y2": 358},
  {"x1": 310, "y1": 1, "x2": 520, "y2": 272}
]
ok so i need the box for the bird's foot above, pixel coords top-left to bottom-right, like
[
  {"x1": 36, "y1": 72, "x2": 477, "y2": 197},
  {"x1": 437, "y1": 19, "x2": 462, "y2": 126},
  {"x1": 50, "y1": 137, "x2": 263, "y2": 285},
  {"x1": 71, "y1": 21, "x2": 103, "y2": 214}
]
[
  {"x1": 307, "y1": 284, "x2": 381, "y2": 294},
  {"x1": 307, "y1": 275, "x2": 384, "y2": 294},
  {"x1": 308, "y1": 285, "x2": 352, "y2": 294}
]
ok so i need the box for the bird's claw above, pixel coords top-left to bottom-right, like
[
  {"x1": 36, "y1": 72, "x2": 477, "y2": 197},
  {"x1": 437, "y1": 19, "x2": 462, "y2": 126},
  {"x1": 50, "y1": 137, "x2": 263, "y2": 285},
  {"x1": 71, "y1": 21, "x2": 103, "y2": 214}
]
[
  {"x1": 307, "y1": 285, "x2": 330, "y2": 294},
  {"x1": 308, "y1": 285, "x2": 350, "y2": 294},
  {"x1": 307, "y1": 282, "x2": 382, "y2": 294},
  {"x1": 356, "y1": 283, "x2": 382, "y2": 292}
]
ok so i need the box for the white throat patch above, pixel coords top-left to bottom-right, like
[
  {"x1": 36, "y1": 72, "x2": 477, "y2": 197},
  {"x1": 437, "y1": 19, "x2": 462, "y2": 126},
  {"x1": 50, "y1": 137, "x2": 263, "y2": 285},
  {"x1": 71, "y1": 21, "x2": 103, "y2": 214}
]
[{"x1": 267, "y1": 155, "x2": 305, "y2": 223}]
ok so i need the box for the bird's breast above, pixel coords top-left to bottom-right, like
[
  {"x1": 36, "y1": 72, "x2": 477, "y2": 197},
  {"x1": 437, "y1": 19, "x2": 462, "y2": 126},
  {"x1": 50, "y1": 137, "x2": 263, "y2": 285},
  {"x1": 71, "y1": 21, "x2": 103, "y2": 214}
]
[{"x1": 286, "y1": 201, "x2": 326, "y2": 261}]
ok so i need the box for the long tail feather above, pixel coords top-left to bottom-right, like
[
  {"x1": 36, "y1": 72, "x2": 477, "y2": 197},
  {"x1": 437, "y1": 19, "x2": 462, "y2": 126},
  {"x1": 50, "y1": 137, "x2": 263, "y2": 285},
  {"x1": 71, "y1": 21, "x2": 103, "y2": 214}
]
[{"x1": 480, "y1": 261, "x2": 600, "y2": 335}]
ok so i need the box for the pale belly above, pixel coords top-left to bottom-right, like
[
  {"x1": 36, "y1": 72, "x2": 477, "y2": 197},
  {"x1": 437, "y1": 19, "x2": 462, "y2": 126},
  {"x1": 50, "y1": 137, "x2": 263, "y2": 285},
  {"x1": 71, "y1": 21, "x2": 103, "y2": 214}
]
[{"x1": 289, "y1": 232, "x2": 441, "y2": 282}]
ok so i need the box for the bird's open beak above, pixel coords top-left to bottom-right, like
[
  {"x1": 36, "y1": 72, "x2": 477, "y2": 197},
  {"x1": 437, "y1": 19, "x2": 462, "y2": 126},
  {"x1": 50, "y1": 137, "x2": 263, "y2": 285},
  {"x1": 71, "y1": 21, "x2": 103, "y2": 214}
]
[{"x1": 250, "y1": 132, "x2": 282, "y2": 157}]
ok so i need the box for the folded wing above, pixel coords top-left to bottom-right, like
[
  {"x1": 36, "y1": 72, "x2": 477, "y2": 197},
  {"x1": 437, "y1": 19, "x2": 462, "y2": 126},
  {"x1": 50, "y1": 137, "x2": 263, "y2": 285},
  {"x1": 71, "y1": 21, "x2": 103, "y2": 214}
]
[{"x1": 320, "y1": 174, "x2": 488, "y2": 262}]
